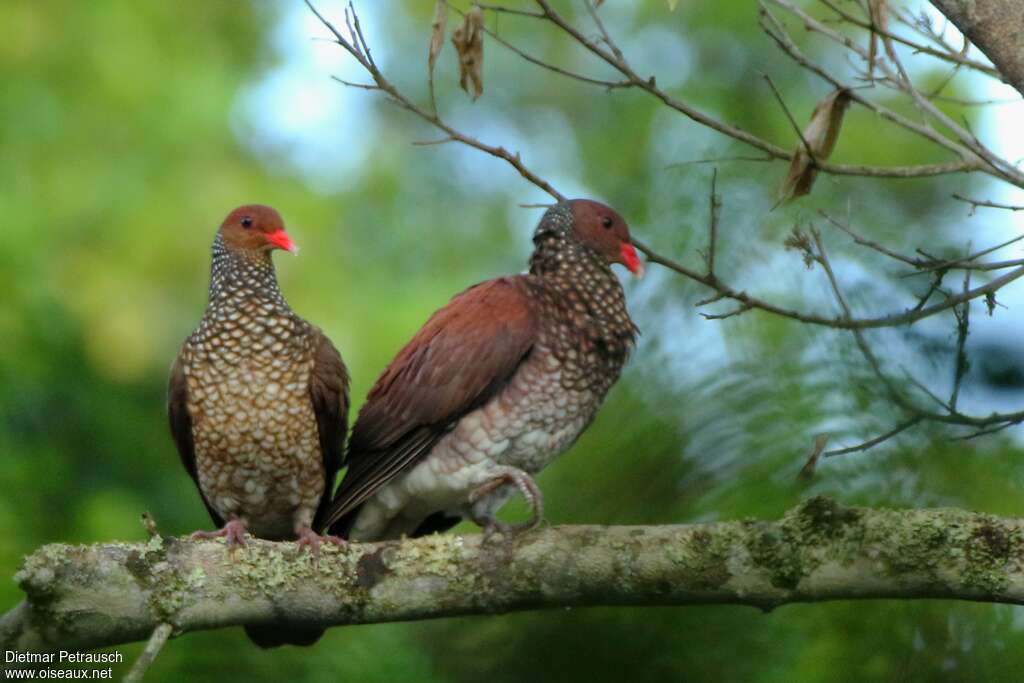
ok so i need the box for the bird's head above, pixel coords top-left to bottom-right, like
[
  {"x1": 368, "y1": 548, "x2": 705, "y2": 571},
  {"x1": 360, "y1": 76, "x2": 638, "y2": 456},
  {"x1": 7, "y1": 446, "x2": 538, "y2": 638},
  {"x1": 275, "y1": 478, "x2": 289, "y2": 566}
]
[
  {"x1": 566, "y1": 199, "x2": 644, "y2": 277},
  {"x1": 218, "y1": 205, "x2": 298, "y2": 255}
]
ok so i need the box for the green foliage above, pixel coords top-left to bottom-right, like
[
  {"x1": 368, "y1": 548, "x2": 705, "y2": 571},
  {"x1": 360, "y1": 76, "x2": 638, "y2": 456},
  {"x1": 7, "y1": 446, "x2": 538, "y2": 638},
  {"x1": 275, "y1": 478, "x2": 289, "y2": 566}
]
[{"x1": 2, "y1": 0, "x2": 1023, "y2": 681}]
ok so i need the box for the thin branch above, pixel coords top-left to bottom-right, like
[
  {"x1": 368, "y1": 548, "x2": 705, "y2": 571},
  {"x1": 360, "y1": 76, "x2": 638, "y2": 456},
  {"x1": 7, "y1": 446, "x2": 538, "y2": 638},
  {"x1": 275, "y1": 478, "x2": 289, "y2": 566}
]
[
  {"x1": 905, "y1": 233, "x2": 1024, "y2": 274},
  {"x1": 901, "y1": 367, "x2": 953, "y2": 412},
  {"x1": 952, "y1": 194, "x2": 1024, "y2": 213},
  {"x1": 909, "y1": 271, "x2": 947, "y2": 311},
  {"x1": 705, "y1": 169, "x2": 721, "y2": 277},
  {"x1": 581, "y1": 1, "x2": 621, "y2": 59},
  {"x1": 476, "y1": 3, "x2": 544, "y2": 19},
  {"x1": 818, "y1": 0, "x2": 1001, "y2": 78},
  {"x1": 823, "y1": 416, "x2": 925, "y2": 456},
  {"x1": 952, "y1": 420, "x2": 1022, "y2": 441},
  {"x1": 762, "y1": 72, "x2": 817, "y2": 160},
  {"x1": 667, "y1": 154, "x2": 776, "y2": 167},
  {"x1": 453, "y1": 4, "x2": 631, "y2": 90},
  {"x1": 636, "y1": 237, "x2": 1024, "y2": 331},
  {"x1": 123, "y1": 623, "x2": 173, "y2": 683},
  {"x1": 810, "y1": 228, "x2": 909, "y2": 410},
  {"x1": 307, "y1": 0, "x2": 565, "y2": 202},
  {"x1": 949, "y1": 268, "x2": 972, "y2": 411},
  {"x1": 819, "y1": 211, "x2": 923, "y2": 267}
]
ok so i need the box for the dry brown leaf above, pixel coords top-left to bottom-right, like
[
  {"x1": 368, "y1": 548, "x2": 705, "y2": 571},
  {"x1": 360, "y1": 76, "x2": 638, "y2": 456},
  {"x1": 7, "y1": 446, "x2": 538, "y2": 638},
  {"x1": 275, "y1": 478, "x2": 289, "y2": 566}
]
[
  {"x1": 798, "y1": 434, "x2": 830, "y2": 479},
  {"x1": 451, "y1": 5, "x2": 484, "y2": 100},
  {"x1": 428, "y1": 0, "x2": 447, "y2": 75},
  {"x1": 779, "y1": 88, "x2": 852, "y2": 201}
]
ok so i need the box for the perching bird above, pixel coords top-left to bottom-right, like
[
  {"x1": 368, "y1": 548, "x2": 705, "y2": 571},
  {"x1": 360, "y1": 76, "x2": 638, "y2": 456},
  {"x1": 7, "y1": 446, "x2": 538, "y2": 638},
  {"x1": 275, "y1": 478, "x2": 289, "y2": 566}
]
[
  {"x1": 320, "y1": 199, "x2": 642, "y2": 541},
  {"x1": 168, "y1": 205, "x2": 349, "y2": 647}
]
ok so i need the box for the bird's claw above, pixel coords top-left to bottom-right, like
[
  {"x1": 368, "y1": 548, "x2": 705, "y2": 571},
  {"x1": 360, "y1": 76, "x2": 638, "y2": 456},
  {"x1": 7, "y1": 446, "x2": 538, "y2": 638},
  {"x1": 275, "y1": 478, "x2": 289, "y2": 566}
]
[
  {"x1": 479, "y1": 518, "x2": 538, "y2": 543},
  {"x1": 191, "y1": 519, "x2": 249, "y2": 549},
  {"x1": 295, "y1": 528, "x2": 346, "y2": 562},
  {"x1": 470, "y1": 469, "x2": 544, "y2": 538}
]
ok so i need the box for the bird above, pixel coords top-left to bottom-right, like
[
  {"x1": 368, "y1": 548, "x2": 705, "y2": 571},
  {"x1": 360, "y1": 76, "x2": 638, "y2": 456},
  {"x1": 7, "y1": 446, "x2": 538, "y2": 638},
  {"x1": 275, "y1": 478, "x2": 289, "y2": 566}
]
[
  {"x1": 167, "y1": 204, "x2": 349, "y2": 647},
  {"x1": 319, "y1": 199, "x2": 642, "y2": 542}
]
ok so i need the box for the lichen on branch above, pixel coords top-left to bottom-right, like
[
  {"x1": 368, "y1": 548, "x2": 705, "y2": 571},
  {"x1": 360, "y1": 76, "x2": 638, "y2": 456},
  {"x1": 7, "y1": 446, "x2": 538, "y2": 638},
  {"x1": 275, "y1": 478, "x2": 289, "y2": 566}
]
[{"x1": 3, "y1": 498, "x2": 1024, "y2": 654}]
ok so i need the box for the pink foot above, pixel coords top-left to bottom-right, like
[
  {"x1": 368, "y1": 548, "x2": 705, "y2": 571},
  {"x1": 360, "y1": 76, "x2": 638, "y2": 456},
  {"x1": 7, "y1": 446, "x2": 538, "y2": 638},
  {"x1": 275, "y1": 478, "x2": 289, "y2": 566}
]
[
  {"x1": 295, "y1": 527, "x2": 346, "y2": 561},
  {"x1": 469, "y1": 469, "x2": 544, "y2": 537},
  {"x1": 191, "y1": 519, "x2": 248, "y2": 548}
]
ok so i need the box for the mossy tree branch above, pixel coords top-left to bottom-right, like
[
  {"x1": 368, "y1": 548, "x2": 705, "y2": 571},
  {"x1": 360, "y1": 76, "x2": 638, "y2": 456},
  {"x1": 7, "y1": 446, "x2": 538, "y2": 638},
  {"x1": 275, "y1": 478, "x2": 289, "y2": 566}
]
[{"x1": 2, "y1": 497, "x2": 1024, "y2": 653}]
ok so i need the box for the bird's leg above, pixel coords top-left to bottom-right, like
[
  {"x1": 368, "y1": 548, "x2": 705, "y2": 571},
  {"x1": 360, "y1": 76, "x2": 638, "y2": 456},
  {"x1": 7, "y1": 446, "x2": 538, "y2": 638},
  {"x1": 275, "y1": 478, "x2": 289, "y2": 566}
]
[
  {"x1": 295, "y1": 527, "x2": 346, "y2": 561},
  {"x1": 191, "y1": 518, "x2": 249, "y2": 548},
  {"x1": 468, "y1": 467, "x2": 544, "y2": 538}
]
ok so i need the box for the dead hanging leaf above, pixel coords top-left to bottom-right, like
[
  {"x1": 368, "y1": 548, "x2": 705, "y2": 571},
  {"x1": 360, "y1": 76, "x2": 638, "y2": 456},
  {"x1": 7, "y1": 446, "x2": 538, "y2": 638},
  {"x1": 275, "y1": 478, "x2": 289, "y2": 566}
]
[
  {"x1": 867, "y1": 0, "x2": 890, "y2": 78},
  {"x1": 798, "y1": 434, "x2": 830, "y2": 480},
  {"x1": 667, "y1": 0, "x2": 679, "y2": 9},
  {"x1": 428, "y1": 0, "x2": 447, "y2": 76},
  {"x1": 779, "y1": 88, "x2": 852, "y2": 202},
  {"x1": 451, "y1": 5, "x2": 484, "y2": 100}
]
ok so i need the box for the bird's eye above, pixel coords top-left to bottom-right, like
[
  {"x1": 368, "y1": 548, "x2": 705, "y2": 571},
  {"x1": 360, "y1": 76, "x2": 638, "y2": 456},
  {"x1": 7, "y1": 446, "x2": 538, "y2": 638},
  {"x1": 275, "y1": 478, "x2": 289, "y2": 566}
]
[
  {"x1": 601, "y1": 217, "x2": 613, "y2": 230},
  {"x1": 240, "y1": 217, "x2": 253, "y2": 229}
]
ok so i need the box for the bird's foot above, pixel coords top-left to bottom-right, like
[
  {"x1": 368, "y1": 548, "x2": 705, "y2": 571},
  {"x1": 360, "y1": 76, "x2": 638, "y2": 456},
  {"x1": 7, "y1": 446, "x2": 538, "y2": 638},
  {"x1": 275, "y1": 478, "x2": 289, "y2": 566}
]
[
  {"x1": 191, "y1": 519, "x2": 249, "y2": 549},
  {"x1": 295, "y1": 527, "x2": 346, "y2": 562},
  {"x1": 476, "y1": 518, "x2": 523, "y2": 543},
  {"x1": 469, "y1": 468, "x2": 544, "y2": 538}
]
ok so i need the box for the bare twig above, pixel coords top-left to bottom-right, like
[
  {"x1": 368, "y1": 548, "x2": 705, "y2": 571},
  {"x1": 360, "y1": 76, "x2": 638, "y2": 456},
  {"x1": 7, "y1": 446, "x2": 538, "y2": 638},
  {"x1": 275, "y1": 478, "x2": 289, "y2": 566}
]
[
  {"x1": 819, "y1": 211, "x2": 923, "y2": 267},
  {"x1": 637, "y1": 237, "x2": 1024, "y2": 331},
  {"x1": 705, "y1": 169, "x2": 721, "y2": 277},
  {"x1": 819, "y1": 0, "x2": 1001, "y2": 78},
  {"x1": 798, "y1": 433, "x2": 830, "y2": 477},
  {"x1": 667, "y1": 155, "x2": 776, "y2": 167},
  {"x1": 823, "y1": 416, "x2": 925, "y2": 456},
  {"x1": 307, "y1": 0, "x2": 565, "y2": 202},
  {"x1": 123, "y1": 623, "x2": 173, "y2": 683},
  {"x1": 952, "y1": 194, "x2": 1024, "y2": 213},
  {"x1": 762, "y1": 73, "x2": 817, "y2": 160},
  {"x1": 949, "y1": 268, "x2": 972, "y2": 411}
]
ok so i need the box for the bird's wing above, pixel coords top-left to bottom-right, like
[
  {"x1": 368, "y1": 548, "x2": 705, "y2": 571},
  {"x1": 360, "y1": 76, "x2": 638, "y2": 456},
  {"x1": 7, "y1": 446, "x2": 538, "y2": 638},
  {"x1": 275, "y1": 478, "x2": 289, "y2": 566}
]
[
  {"x1": 321, "y1": 277, "x2": 538, "y2": 533},
  {"x1": 307, "y1": 328, "x2": 350, "y2": 528},
  {"x1": 167, "y1": 351, "x2": 225, "y2": 527}
]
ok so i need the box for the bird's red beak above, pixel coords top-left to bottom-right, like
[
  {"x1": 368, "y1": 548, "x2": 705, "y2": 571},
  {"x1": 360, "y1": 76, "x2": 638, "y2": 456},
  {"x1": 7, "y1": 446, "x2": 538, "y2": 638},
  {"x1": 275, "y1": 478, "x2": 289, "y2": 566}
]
[
  {"x1": 265, "y1": 229, "x2": 298, "y2": 254},
  {"x1": 620, "y1": 242, "x2": 645, "y2": 277}
]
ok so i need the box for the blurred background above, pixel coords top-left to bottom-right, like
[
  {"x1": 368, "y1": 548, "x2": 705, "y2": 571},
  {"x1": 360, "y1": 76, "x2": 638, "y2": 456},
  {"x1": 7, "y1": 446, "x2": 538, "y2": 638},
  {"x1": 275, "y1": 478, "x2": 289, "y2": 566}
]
[{"x1": 3, "y1": 0, "x2": 1024, "y2": 680}]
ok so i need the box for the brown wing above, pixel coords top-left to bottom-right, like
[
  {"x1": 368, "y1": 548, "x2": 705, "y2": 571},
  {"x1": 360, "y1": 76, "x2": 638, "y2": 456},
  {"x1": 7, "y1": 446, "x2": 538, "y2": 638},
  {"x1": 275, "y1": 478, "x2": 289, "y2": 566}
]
[
  {"x1": 167, "y1": 351, "x2": 224, "y2": 527},
  {"x1": 321, "y1": 277, "x2": 538, "y2": 534},
  {"x1": 307, "y1": 328, "x2": 350, "y2": 529}
]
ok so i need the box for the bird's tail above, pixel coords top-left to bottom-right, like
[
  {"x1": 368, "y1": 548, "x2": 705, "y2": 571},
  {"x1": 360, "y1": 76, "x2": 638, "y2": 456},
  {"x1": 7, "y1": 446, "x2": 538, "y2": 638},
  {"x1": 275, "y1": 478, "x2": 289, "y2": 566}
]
[{"x1": 244, "y1": 624, "x2": 325, "y2": 648}]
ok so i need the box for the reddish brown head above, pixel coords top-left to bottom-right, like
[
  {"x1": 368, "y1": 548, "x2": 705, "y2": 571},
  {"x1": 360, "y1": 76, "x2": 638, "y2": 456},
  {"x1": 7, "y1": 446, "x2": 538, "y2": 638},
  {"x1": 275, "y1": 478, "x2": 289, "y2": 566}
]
[
  {"x1": 567, "y1": 199, "x2": 644, "y2": 277},
  {"x1": 218, "y1": 205, "x2": 298, "y2": 255}
]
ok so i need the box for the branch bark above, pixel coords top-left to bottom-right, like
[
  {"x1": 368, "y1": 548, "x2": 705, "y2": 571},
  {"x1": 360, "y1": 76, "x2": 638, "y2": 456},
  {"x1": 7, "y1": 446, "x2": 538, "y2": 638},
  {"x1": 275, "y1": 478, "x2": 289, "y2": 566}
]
[
  {"x1": 3, "y1": 498, "x2": 1024, "y2": 653},
  {"x1": 929, "y1": 0, "x2": 1024, "y2": 97}
]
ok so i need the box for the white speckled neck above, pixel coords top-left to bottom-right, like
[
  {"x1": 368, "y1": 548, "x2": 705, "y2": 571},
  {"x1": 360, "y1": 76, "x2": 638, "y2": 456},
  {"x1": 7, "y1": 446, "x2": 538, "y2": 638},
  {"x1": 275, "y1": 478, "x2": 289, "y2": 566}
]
[{"x1": 208, "y1": 234, "x2": 288, "y2": 311}]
